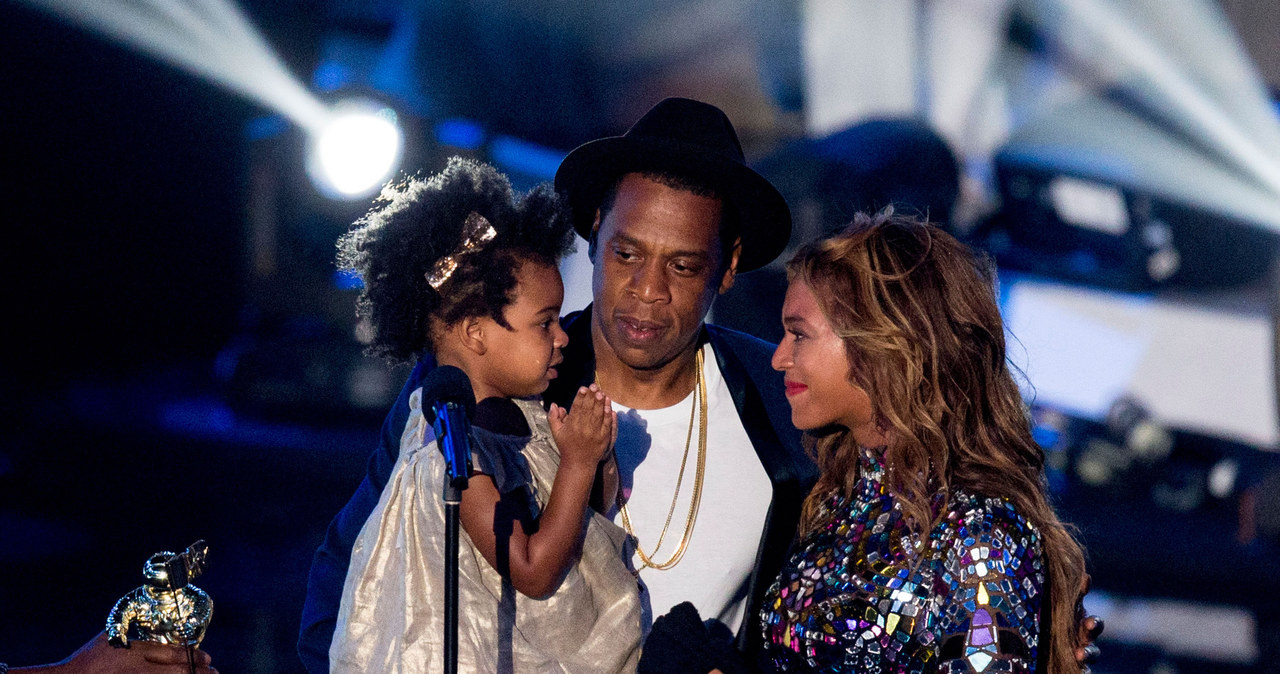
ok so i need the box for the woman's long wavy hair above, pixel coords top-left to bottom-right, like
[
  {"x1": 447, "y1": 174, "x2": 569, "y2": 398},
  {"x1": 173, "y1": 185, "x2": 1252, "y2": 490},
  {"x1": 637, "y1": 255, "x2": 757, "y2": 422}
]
[{"x1": 789, "y1": 209, "x2": 1086, "y2": 673}]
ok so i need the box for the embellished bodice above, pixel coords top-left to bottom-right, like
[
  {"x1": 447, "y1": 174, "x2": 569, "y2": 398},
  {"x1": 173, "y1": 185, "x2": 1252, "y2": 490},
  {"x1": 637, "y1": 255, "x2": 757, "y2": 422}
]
[{"x1": 760, "y1": 449, "x2": 1044, "y2": 673}]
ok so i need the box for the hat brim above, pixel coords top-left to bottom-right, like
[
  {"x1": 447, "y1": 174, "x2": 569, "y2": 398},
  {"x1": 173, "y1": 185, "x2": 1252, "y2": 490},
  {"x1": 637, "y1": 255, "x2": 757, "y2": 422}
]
[{"x1": 554, "y1": 135, "x2": 791, "y2": 272}]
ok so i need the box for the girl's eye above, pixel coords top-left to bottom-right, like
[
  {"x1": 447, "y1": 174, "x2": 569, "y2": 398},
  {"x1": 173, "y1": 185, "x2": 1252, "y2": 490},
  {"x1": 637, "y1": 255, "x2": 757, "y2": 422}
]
[{"x1": 788, "y1": 330, "x2": 806, "y2": 342}]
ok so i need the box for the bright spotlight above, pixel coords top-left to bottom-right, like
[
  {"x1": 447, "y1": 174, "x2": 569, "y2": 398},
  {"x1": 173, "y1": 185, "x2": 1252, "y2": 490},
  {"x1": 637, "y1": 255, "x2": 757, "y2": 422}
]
[{"x1": 308, "y1": 103, "x2": 403, "y2": 199}]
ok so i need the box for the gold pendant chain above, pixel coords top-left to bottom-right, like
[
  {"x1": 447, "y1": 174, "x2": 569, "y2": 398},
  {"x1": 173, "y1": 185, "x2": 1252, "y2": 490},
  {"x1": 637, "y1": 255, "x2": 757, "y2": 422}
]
[
  {"x1": 620, "y1": 370, "x2": 695, "y2": 555},
  {"x1": 616, "y1": 347, "x2": 708, "y2": 572}
]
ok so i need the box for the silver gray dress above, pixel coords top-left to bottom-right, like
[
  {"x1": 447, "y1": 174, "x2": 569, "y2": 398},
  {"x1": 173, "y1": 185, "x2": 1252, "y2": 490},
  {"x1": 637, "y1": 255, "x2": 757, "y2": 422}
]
[{"x1": 331, "y1": 393, "x2": 642, "y2": 673}]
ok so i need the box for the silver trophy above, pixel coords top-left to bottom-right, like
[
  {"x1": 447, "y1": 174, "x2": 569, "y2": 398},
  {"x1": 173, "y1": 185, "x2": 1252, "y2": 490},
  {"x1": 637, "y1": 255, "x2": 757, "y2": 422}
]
[{"x1": 106, "y1": 540, "x2": 213, "y2": 649}]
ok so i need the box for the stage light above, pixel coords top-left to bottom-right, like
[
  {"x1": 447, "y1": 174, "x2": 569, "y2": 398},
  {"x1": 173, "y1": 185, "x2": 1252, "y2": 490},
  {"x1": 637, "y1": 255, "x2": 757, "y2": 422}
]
[
  {"x1": 18, "y1": 0, "x2": 406, "y2": 200},
  {"x1": 307, "y1": 103, "x2": 403, "y2": 199}
]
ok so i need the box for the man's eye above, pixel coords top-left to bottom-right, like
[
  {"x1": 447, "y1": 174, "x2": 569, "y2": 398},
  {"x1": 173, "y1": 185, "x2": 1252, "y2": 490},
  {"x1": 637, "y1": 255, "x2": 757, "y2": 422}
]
[
  {"x1": 672, "y1": 261, "x2": 701, "y2": 275},
  {"x1": 615, "y1": 249, "x2": 636, "y2": 261}
]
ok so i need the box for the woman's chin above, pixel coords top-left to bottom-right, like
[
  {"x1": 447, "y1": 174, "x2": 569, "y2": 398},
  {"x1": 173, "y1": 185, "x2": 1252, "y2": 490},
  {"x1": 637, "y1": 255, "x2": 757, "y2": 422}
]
[{"x1": 790, "y1": 410, "x2": 834, "y2": 433}]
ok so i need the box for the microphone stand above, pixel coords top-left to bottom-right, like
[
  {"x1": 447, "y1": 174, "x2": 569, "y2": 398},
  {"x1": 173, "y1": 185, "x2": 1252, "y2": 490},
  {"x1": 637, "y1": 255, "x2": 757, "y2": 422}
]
[{"x1": 434, "y1": 401, "x2": 472, "y2": 674}]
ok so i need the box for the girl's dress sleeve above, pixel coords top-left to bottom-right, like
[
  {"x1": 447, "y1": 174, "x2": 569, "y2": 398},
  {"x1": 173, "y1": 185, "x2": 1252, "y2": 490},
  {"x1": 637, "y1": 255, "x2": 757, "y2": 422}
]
[{"x1": 468, "y1": 426, "x2": 542, "y2": 519}]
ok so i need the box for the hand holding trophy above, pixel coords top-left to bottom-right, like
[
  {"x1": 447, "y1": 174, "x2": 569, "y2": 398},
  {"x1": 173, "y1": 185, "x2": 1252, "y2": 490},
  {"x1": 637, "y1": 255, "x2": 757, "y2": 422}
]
[{"x1": 105, "y1": 540, "x2": 213, "y2": 673}]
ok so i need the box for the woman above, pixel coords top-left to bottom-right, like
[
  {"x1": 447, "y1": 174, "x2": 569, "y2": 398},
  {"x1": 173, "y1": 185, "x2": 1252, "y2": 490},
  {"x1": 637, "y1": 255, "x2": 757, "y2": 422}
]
[{"x1": 760, "y1": 210, "x2": 1087, "y2": 673}]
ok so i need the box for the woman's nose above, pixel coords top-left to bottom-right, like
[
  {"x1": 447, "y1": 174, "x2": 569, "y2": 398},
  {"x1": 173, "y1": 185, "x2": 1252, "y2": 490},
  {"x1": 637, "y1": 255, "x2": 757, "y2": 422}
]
[{"x1": 771, "y1": 340, "x2": 790, "y2": 371}]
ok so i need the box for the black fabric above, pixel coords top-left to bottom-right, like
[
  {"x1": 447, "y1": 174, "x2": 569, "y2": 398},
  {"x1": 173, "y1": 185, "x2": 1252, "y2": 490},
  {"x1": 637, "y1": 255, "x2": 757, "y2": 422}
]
[
  {"x1": 473, "y1": 397, "x2": 532, "y2": 437},
  {"x1": 639, "y1": 601, "x2": 750, "y2": 674}
]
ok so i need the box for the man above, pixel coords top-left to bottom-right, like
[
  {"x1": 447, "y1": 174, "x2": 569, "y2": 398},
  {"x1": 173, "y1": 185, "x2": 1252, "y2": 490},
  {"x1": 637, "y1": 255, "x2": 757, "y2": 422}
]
[{"x1": 299, "y1": 98, "x2": 816, "y2": 672}]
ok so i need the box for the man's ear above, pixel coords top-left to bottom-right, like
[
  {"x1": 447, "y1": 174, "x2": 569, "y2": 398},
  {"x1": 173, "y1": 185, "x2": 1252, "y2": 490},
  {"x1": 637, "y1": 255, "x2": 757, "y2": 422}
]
[
  {"x1": 718, "y1": 236, "x2": 742, "y2": 294},
  {"x1": 456, "y1": 316, "x2": 487, "y2": 356},
  {"x1": 587, "y1": 210, "x2": 602, "y2": 260}
]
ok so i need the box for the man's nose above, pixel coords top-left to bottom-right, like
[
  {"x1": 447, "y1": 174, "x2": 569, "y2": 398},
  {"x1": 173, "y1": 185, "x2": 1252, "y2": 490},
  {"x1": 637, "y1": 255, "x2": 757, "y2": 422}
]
[{"x1": 629, "y1": 260, "x2": 670, "y2": 303}]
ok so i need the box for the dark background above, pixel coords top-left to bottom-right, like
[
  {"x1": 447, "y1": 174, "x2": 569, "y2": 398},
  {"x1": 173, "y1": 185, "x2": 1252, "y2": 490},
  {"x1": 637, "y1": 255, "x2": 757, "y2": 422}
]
[{"x1": 0, "y1": 4, "x2": 348, "y2": 670}]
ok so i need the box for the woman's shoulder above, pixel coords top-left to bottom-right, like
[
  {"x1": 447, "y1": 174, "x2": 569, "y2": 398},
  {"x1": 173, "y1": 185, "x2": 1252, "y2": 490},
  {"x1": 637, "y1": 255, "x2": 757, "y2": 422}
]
[
  {"x1": 934, "y1": 488, "x2": 1044, "y2": 579},
  {"x1": 946, "y1": 488, "x2": 1039, "y2": 535}
]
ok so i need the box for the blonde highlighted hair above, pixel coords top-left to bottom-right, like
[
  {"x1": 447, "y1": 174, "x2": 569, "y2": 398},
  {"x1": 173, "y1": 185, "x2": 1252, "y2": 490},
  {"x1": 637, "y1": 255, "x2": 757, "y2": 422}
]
[{"x1": 788, "y1": 209, "x2": 1086, "y2": 674}]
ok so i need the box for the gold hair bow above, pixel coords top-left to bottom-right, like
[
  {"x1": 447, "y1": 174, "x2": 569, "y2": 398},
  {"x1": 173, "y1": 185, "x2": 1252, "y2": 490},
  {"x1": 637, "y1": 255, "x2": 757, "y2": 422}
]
[{"x1": 426, "y1": 211, "x2": 497, "y2": 290}]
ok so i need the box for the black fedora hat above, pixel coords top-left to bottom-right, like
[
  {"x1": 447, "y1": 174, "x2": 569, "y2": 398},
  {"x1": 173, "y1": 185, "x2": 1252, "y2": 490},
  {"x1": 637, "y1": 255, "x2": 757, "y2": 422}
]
[{"x1": 554, "y1": 97, "x2": 792, "y2": 272}]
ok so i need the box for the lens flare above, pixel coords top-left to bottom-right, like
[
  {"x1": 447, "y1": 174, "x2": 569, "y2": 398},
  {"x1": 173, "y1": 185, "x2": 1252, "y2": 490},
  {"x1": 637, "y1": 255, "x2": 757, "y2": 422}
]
[{"x1": 309, "y1": 105, "x2": 404, "y2": 199}]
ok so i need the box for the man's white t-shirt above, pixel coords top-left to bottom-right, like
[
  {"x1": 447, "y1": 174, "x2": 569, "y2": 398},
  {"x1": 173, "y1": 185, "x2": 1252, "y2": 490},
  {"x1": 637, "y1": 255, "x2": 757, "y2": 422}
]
[{"x1": 608, "y1": 343, "x2": 774, "y2": 633}]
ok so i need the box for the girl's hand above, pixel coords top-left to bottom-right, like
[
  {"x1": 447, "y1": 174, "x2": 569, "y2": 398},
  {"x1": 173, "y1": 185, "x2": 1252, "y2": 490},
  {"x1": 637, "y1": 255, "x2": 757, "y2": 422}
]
[{"x1": 548, "y1": 384, "x2": 617, "y2": 469}]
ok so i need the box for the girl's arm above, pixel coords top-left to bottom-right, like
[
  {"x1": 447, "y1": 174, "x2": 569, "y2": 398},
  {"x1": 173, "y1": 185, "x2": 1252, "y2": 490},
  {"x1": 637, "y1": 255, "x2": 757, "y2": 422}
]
[{"x1": 459, "y1": 385, "x2": 615, "y2": 598}]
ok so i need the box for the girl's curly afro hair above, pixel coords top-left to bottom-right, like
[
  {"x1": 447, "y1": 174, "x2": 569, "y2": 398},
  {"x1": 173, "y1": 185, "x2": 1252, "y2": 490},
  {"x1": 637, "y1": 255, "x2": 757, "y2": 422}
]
[{"x1": 337, "y1": 156, "x2": 576, "y2": 364}]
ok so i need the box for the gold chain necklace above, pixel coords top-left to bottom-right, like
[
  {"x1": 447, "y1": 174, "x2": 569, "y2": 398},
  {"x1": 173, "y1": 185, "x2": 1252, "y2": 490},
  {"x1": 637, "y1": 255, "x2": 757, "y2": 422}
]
[{"x1": 615, "y1": 347, "x2": 708, "y2": 572}]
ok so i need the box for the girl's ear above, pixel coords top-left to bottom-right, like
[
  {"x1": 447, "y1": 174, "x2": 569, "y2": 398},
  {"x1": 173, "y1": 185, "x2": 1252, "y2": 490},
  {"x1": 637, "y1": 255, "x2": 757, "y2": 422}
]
[{"x1": 457, "y1": 316, "x2": 487, "y2": 356}]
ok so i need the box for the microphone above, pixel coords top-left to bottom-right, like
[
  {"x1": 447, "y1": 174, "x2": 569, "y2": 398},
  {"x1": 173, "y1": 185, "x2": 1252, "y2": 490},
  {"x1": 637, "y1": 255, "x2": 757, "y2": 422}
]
[
  {"x1": 420, "y1": 365, "x2": 476, "y2": 500},
  {"x1": 418, "y1": 366, "x2": 476, "y2": 673}
]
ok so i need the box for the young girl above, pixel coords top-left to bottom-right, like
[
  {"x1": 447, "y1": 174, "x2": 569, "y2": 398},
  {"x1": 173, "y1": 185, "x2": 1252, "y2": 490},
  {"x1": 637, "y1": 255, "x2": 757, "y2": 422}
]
[{"x1": 329, "y1": 157, "x2": 642, "y2": 672}]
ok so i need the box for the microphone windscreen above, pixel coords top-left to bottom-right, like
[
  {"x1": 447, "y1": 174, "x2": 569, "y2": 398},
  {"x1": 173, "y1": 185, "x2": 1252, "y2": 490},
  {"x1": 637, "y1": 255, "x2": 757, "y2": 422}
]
[{"x1": 420, "y1": 365, "x2": 477, "y2": 420}]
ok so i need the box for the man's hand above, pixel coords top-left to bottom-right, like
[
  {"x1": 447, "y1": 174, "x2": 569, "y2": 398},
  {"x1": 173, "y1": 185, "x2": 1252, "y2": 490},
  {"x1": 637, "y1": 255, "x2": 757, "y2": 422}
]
[{"x1": 14, "y1": 632, "x2": 216, "y2": 674}]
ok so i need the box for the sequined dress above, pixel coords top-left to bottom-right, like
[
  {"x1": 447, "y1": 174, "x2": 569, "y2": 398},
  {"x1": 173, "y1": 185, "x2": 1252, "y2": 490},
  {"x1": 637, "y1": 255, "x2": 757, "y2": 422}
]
[{"x1": 759, "y1": 448, "x2": 1044, "y2": 673}]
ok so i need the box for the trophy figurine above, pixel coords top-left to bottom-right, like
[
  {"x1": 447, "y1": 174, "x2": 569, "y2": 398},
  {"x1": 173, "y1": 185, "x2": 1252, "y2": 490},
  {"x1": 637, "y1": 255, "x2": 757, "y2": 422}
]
[{"x1": 106, "y1": 540, "x2": 213, "y2": 649}]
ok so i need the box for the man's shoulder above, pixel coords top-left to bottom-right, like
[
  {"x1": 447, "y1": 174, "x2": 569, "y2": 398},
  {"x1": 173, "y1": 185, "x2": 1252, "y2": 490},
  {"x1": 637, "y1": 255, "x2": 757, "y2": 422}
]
[
  {"x1": 561, "y1": 307, "x2": 589, "y2": 328},
  {"x1": 706, "y1": 323, "x2": 777, "y2": 359}
]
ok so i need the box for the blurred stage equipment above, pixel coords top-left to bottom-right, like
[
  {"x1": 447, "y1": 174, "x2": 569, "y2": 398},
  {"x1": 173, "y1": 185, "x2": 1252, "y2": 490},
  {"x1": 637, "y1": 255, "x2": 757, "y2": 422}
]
[
  {"x1": 760, "y1": 117, "x2": 960, "y2": 235},
  {"x1": 1034, "y1": 387, "x2": 1280, "y2": 531},
  {"x1": 797, "y1": 1, "x2": 1280, "y2": 282},
  {"x1": 976, "y1": 0, "x2": 1280, "y2": 289},
  {"x1": 106, "y1": 541, "x2": 212, "y2": 653},
  {"x1": 720, "y1": 117, "x2": 961, "y2": 343},
  {"x1": 980, "y1": 96, "x2": 1280, "y2": 291},
  {"x1": 1073, "y1": 395, "x2": 1172, "y2": 489},
  {"x1": 1012, "y1": 0, "x2": 1280, "y2": 201},
  {"x1": 1105, "y1": 395, "x2": 1174, "y2": 466}
]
